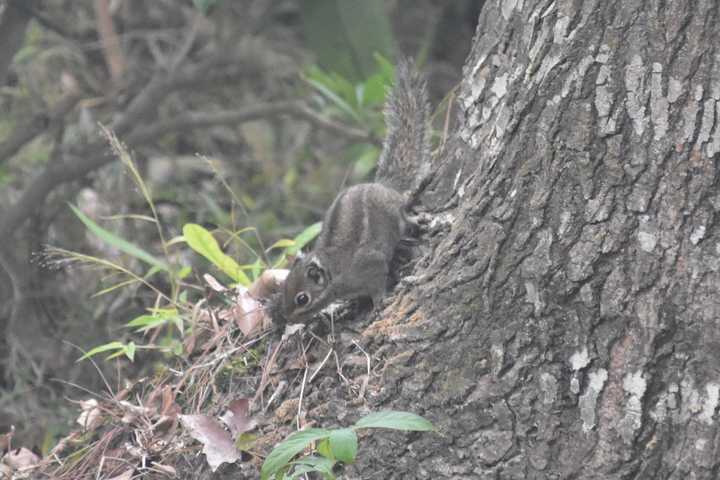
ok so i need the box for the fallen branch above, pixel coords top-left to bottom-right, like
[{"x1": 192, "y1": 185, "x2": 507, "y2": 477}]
[{"x1": 131, "y1": 101, "x2": 374, "y2": 145}]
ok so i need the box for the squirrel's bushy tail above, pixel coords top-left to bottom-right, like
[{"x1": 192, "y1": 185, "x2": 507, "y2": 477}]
[{"x1": 375, "y1": 58, "x2": 431, "y2": 194}]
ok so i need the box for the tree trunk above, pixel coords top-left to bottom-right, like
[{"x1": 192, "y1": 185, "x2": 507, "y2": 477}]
[{"x1": 349, "y1": 1, "x2": 720, "y2": 478}]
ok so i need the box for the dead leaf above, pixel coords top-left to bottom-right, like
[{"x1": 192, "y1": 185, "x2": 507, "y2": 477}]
[
  {"x1": 204, "y1": 273, "x2": 227, "y2": 292},
  {"x1": 152, "y1": 386, "x2": 181, "y2": 431},
  {"x1": 160, "y1": 385, "x2": 176, "y2": 416},
  {"x1": 118, "y1": 400, "x2": 152, "y2": 424},
  {"x1": 151, "y1": 462, "x2": 177, "y2": 476},
  {"x1": 4, "y1": 447, "x2": 40, "y2": 470},
  {"x1": 76, "y1": 399, "x2": 102, "y2": 430},
  {"x1": 232, "y1": 290, "x2": 265, "y2": 336},
  {"x1": 107, "y1": 469, "x2": 134, "y2": 480},
  {"x1": 219, "y1": 399, "x2": 257, "y2": 439},
  {"x1": 179, "y1": 414, "x2": 239, "y2": 472}
]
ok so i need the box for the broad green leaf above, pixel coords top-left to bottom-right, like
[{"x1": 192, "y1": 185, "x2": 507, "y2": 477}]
[
  {"x1": 328, "y1": 428, "x2": 357, "y2": 464},
  {"x1": 316, "y1": 438, "x2": 333, "y2": 459},
  {"x1": 288, "y1": 222, "x2": 322, "y2": 255},
  {"x1": 353, "y1": 411, "x2": 434, "y2": 431},
  {"x1": 236, "y1": 432, "x2": 257, "y2": 452},
  {"x1": 300, "y1": 0, "x2": 393, "y2": 81},
  {"x1": 260, "y1": 428, "x2": 331, "y2": 480},
  {"x1": 289, "y1": 456, "x2": 336, "y2": 480},
  {"x1": 70, "y1": 204, "x2": 169, "y2": 271},
  {"x1": 183, "y1": 223, "x2": 250, "y2": 286},
  {"x1": 362, "y1": 73, "x2": 387, "y2": 107},
  {"x1": 287, "y1": 464, "x2": 315, "y2": 479},
  {"x1": 77, "y1": 341, "x2": 125, "y2": 361}
]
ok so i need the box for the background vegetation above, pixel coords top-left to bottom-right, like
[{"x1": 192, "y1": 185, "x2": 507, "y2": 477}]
[{"x1": 0, "y1": 0, "x2": 479, "y2": 452}]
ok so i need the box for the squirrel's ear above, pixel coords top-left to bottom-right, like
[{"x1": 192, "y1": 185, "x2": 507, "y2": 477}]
[{"x1": 306, "y1": 259, "x2": 327, "y2": 286}]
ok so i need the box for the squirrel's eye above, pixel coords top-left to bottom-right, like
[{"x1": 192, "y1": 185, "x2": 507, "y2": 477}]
[
  {"x1": 307, "y1": 265, "x2": 326, "y2": 286},
  {"x1": 295, "y1": 292, "x2": 310, "y2": 307}
]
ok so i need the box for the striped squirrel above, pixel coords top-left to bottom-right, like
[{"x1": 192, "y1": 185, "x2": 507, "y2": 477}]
[{"x1": 277, "y1": 59, "x2": 431, "y2": 323}]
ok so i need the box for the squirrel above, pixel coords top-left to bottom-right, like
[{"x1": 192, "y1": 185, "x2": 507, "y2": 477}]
[{"x1": 276, "y1": 58, "x2": 431, "y2": 323}]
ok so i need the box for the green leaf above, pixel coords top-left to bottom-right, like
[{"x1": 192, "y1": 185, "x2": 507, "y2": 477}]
[
  {"x1": 249, "y1": 258, "x2": 263, "y2": 281},
  {"x1": 126, "y1": 314, "x2": 165, "y2": 329},
  {"x1": 268, "y1": 239, "x2": 296, "y2": 251},
  {"x1": 316, "y1": 438, "x2": 333, "y2": 460},
  {"x1": 183, "y1": 223, "x2": 251, "y2": 286},
  {"x1": 361, "y1": 73, "x2": 388, "y2": 107},
  {"x1": 69, "y1": 204, "x2": 169, "y2": 272},
  {"x1": 105, "y1": 349, "x2": 126, "y2": 360},
  {"x1": 351, "y1": 144, "x2": 380, "y2": 178},
  {"x1": 353, "y1": 411, "x2": 434, "y2": 431},
  {"x1": 289, "y1": 456, "x2": 336, "y2": 480},
  {"x1": 178, "y1": 265, "x2": 192, "y2": 279},
  {"x1": 288, "y1": 222, "x2": 322, "y2": 255},
  {"x1": 328, "y1": 428, "x2": 357, "y2": 464},
  {"x1": 286, "y1": 464, "x2": 315, "y2": 479},
  {"x1": 144, "y1": 265, "x2": 163, "y2": 280},
  {"x1": 77, "y1": 341, "x2": 125, "y2": 361},
  {"x1": 236, "y1": 432, "x2": 257, "y2": 452},
  {"x1": 125, "y1": 309, "x2": 179, "y2": 333},
  {"x1": 306, "y1": 66, "x2": 350, "y2": 102},
  {"x1": 260, "y1": 428, "x2": 331, "y2": 480},
  {"x1": 124, "y1": 342, "x2": 136, "y2": 361},
  {"x1": 374, "y1": 53, "x2": 395, "y2": 84},
  {"x1": 306, "y1": 77, "x2": 362, "y2": 123}
]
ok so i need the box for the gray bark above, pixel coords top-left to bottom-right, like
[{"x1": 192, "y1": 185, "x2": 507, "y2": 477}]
[{"x1": 343, "y1": 1, "x2": 720, "y2": 478}]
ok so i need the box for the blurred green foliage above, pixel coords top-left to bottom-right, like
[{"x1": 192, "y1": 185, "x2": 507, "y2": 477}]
[{"x1": 301, "y1": 0, "x2": 394, "y2": 81}]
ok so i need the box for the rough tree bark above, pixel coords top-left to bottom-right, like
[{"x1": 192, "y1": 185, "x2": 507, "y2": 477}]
[{"x1": 344, "y1": 1, "x2": 720, "y2": 478}]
